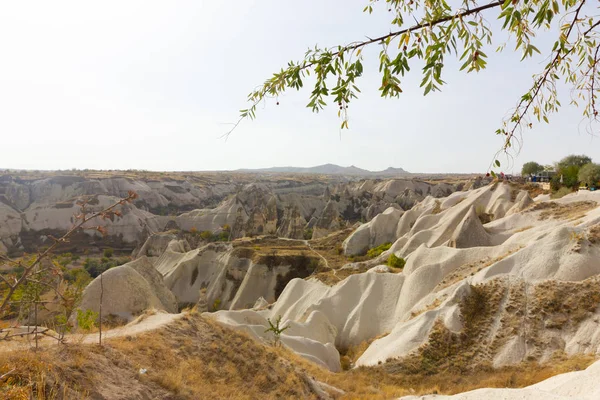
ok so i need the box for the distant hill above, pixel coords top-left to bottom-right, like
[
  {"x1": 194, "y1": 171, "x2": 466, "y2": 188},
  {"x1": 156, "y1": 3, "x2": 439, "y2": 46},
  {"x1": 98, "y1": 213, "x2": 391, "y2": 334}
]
[{"x1": 236, "y1": 164, "x2": 410, "y2": 176}]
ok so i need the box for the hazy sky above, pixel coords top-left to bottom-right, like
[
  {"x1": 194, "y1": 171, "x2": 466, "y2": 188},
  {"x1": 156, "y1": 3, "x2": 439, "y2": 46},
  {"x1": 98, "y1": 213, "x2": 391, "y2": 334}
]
[{"x1": 1, "y1": 1, "x2": 598, "y2": 173}]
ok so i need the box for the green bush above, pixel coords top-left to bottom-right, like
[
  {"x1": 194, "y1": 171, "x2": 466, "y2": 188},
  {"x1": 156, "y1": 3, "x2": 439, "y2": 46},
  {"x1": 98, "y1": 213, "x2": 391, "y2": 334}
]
[
  {"x1": 83, "y1": 257, "x2": 129, "y2": 278},
  {"x1": 76, "y1": 309, "x2": 98, "y2": 331},
  {"x1": 578, "y1": 163, "x2": 600, "y2": 188},
  {"x1": 303, "y1": 228, "x2": 313, "y2": 240},
  {"x1": 366, "y1": 242, "x2": 392, "y2": 258},
  {"x1": 199, "y1": 230, "x2": 229, "y2": 242},
  {"x1": 387, "y1": 254, "x2": 406, "y2": 269},
  {"x1": 103, "y1": 248, "x2": 114, "y2": 258},
  {"x1": 63, "y1": 267, "x2": 92, "y2": 285},
  {"x1": 550, "y1": 186, "x2": 573, "y2": 199},
  {"x1": 200, "y1": 231, "x2": 213, "y2": 240}
]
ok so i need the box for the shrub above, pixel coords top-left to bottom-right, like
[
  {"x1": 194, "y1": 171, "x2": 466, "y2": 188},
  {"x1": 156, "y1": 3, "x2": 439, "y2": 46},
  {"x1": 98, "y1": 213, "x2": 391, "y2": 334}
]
[
  {"x1": 217, "y1": 231, "x2": 229, "y2": 241},
  {"x1": 303, "y1": 228, "x2": 313, "y2": 240},
  {"x1": 578, "y1": 163, "x2": 600, "y2": 188},
  {"x1": 76, "y1": 309, "x2": 98, "y2": 331},
  {"x1": 55, "y1": 253, "x2": 73, "y2": 267},
  {"x1": 366, "y1": 242, "x2": 392, "y2": 258},
  {"x1": 63, "y1": 267, "x2": 92, "y2": 284},
  {"x1": 551, "y1": 186, "x2": 573, "y2": 199},
  {"x1": 103, "y1": 248, "x2": 113, "y2": 258},
  {"x1": 431, "y1": 200, "x2": 442, "y2": 214},
  {"x1": 83, "y1": 257, "x2": 127, "y2": 278},
  {"x1": 387, "y1": 254, "x2": 406, "y2": 269},
  {"x1": 200, "y1": 231, "x2": 213, "y2": 240},
  {"x1": 198, "y1": 229, "x2": 229, "y2": 242}
]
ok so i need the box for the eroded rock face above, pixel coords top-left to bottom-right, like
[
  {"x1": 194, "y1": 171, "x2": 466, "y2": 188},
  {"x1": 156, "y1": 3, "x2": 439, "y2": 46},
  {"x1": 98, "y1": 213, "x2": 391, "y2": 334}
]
[
  {"x1": 76, "y1": 257, "x2": 178, "y2": 322},
  {"x1": 343, "y1": 207, "x2": 404, "y2": 255},
  {"x1": 207, "y1": 185, "x2": 600, "y2": 372},
  {"x1": 448, "y1": 206, "x2": 492, "y2": 248},
  {"x1": 0, "y1": 174, "x2": 465, "y2": 254},
  {"x1": 148, "y1": 238, "x2": 320, "y2": 310}
]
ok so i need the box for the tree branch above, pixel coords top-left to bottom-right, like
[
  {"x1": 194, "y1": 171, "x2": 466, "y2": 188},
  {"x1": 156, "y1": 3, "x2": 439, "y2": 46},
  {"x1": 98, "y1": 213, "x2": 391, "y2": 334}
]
[
  {"x1": 300, "y1": 0, "x2": 503, "y2": 69},
  {"x1": 225, "y1": 0, "x2": 504, "y2": 138},
  {"x1": 501, "y1": 1, "x2": 596, "y2": 152}
]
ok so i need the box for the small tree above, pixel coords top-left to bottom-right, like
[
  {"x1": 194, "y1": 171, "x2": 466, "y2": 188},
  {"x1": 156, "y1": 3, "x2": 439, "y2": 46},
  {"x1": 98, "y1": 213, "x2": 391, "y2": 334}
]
[
  {"x1": 103, "y1": 248, "x2": 113, "y2": 258},
  {"x1": 521, "y1": 161, "x2": 543, "y2": 176},
  {"x1": 264, "y1": 315, "x2": 289, "y2": 347},
  {"x1": 557, "y1": 155, "x2": 592, "y2": 171},
  {"x1": 578, "y1": 163, "x2": 600, "y2": 188}
]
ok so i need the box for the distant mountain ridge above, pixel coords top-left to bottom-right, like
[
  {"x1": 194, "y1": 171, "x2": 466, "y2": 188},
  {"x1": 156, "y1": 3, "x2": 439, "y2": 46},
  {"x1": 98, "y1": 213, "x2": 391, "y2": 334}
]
[{"x1": 236, "y1": 164, "x2": 410, "y2": 176}]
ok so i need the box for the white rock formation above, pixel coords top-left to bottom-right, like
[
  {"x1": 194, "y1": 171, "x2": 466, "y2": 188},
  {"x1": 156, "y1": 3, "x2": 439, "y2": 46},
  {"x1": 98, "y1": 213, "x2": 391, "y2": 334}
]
[
  {"x1": 77, "y1": 257, "x2": 178, "y2": 321},
  {"x1": 206, "y1": 184, "x2": 600, "y2": 372},
  {"x1": 149, "y1": 239, "x2": 318, "y2": 310},
  {"x1": 343, "y1": 207, "x2": 404, "y2": 255}
]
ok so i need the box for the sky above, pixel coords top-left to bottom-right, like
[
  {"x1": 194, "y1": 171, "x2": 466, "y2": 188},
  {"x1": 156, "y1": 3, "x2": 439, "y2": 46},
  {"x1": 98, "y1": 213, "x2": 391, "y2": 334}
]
[{"x1": 0, "y1": 1, "x2": 598, "y2": 174}]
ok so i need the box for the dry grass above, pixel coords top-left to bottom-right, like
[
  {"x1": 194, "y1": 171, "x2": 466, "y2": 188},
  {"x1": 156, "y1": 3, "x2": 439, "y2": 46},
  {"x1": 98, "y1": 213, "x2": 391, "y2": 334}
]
[
  {"x1": 410, "y1": 297, "x2": 445, "y2": 319},
  {"x1": 528, "y1": 201, "x2": 597, "y2": 220},
  {"x1": 588, "y1": 224, "x2": 600, "y2": 244},
  {"x1": 506, "y1": 181, "x2": 550, "y2": 199},
  {"x1": 431, "y1": 200, "x2": 442, "y2": 215},
  {"x1": 435, "y1": 247, "x2": 522, "y2": 292},
  {"x1": 1, "y1": 311, "x2": 597, "y2": 400},
  {"x1": 0, "y1": 314, "x2": 319, "y2": 400},
  {"x1": 339, "y1": 332, "x2": 391, "y2": 370},
  {"x1": 277, "y1": 339, "x2": 596, "y2": 400},
  {"x1": 532, "y1": 277, "x2": 600, "y2": 328}
]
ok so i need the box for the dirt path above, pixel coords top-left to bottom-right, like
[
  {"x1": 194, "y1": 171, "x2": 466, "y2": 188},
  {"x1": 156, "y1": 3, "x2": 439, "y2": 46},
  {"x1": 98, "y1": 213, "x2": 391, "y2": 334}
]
[{"x1": 0, "y1": 311, "x2": 185, "y2": 352}]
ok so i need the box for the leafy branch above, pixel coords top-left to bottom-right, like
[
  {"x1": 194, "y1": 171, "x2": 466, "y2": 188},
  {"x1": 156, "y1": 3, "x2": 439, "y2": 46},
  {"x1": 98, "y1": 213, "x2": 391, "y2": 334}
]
[{"x1": 228, "y1": 0, "x2": 600, "y2": 174}]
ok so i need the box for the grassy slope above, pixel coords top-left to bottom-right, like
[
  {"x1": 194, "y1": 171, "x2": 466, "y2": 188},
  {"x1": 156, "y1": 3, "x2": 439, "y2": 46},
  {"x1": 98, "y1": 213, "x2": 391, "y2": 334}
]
[{"x1": 1, "y1": 312, "x2": 596, "y2": 400}]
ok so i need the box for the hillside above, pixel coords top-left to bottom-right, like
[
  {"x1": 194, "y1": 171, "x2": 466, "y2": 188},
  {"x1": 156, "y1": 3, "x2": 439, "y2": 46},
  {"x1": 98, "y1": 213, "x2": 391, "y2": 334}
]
[
  {"x1": 6, "y1": 179, "x2": 600, "y2": 399},
  {"x1": 0, "y1": 171, "x2": 473, "y2": 255},
  {"x1": 2, "y1": 311, "x2": 596, "y2": 400},
  {"x1": 235, "y1": 164, "x2": 411, "y2": 176}
]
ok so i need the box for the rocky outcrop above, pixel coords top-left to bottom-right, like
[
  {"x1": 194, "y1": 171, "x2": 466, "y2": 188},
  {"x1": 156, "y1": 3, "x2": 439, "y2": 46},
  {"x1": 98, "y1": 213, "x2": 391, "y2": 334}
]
[
  {"x1": 312, "y1": 200, "x2": 342, "y2": 239},
  {"x1": 132, "y1": 232, "x2": 179, "y2": 258},
  {"x1": 208, "y1": 185, "x2": 600, "y2": 372},
  {"x1": 0, "y1": 174, "x2": 465, "y2": 254},
  {"x1": 76, "y1": 257, "x2": 178, "y2": 322},
  {"x1": 343, "y1": 207, "x2": 404, "y2": 255},
  {"x1": 448, "y1": 206, "x2": 492, "y2": 248},
  {"x1": 148, "y1": 238, "x2": 320, "y2": 310}
]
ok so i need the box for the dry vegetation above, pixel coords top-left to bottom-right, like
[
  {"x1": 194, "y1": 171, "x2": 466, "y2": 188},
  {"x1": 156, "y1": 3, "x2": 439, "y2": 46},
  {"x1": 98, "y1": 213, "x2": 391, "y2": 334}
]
[
  {"x1": 528, "y1": 200, "x2": 597, "y2": 220},
  {"x1": 588, "y1": 223, "x2": 600, "y2": 244},
  {"x1": 2, "y1": 311, "x2": 596, "y2": 400},
  {"x1": 434, "y1": 247, "x2": 522, "y2": 292},
  {"x1": 1, "y1": 314, "x2": 321, "y2": 400},
  {"x1": 507, "y1": 181, "x2": 549, "y2": 199}
]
